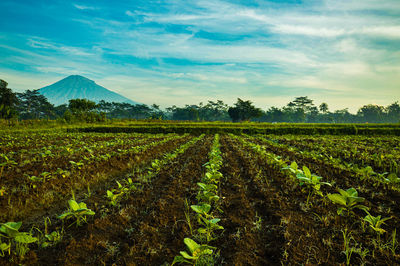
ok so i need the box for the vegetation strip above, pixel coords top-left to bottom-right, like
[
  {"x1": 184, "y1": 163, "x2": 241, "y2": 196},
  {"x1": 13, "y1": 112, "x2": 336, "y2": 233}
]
[
  {"x1": 232, "y1": 133, "x2": 400, "y2": 265},
  {"x1": 173, "y1": 134, "x2": 224, "y2": 265}
]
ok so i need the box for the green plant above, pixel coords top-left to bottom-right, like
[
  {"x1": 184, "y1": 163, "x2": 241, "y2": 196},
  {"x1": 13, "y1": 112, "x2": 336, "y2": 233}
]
[
  {"x1": 0, "y1": 222, "x2": 38, "y2": 258},
  {"x1": 283, "y1": 163, "x2": 331, "y2": 205},
  {"x1": 58, "y1": 199, "x2": 95, "y2": 226},
  {"x1": 196, "y1": 183, "x2": 219, "y2": 204},
  {"x1": 341, "y1": 228, "x2": 355, "y2": 265},
  {"x1": 383, "y1": 229, "x2": 398, "y2": 255},
  {"x1": 172, "y1": 238, "x2": 215, "y2": 265},
  {"x1": 191, "y1": 204, "x2": 223, "y2": 242},
  {"x1": 327, "y1": 188, "x2": 369, "y2": 216},
  {"x1": 363, "y1": 211, "x2": 391, "y2": 240}
]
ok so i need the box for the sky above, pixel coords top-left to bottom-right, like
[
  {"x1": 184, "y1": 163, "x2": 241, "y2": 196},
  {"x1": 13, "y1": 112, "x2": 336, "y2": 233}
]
[{"x1": 1, "y1": 0, "x2": 400, "y2": 112}]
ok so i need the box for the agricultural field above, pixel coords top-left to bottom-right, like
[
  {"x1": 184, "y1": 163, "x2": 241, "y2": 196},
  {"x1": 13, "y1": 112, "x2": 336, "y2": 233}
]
[{"x1": 1, "y1": 126, "x2": 400, "y2": 265}]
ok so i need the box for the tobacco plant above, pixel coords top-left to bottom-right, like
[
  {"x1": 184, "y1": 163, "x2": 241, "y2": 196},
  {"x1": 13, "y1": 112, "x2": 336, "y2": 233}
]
[
  {"x1": 363, "y1": 211, "x2": 391, "y2": 236},
  {"x1": 327, "y1": 188, "x2": 369, "y2": 216},
  {"x1": 172, "y1": 238, "x2": 215, "y2": 265},
  {"x1": 191, "y1": 204, "x2": 223, "y2": 242},
  {"x1": 58, "y1": 199, "x2": 95, "y2": 226},
  {"x1": 0, "y1": 222, "x2": 38, "y2": 258}
]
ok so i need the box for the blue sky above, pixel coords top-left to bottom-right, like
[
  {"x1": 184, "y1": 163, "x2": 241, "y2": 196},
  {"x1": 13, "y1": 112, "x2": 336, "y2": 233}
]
[{"x1": 1, "y1": 0, "x2": 400, "y2": 112}]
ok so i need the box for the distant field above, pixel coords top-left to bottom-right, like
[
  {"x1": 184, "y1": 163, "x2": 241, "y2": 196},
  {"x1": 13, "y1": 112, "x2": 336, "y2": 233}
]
[{"x1": 0, "y1": 124, "x2": 399, "y2": 265}]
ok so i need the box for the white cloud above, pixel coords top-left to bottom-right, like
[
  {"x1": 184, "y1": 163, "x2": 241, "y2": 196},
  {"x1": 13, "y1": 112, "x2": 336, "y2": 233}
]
[{"x1": 73, "y1": 4, "x2": 98, "y2": 10}]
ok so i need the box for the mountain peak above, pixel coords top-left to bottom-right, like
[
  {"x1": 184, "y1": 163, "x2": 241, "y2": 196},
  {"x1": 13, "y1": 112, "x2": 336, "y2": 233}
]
[{"x1": 39, "y1": 75, "x2": 138, "y2": 106}]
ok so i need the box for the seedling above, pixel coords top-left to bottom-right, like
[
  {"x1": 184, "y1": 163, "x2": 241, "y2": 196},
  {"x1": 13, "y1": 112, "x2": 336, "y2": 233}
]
[
  {"x1": 327, "y1": 188, "x2": 369, "y2": 216},
  {"x1": 172, "y1": 238, "x2": 215, "y2": 265},
  {"x1": 283, "y1": 163, "x2": 331, "y2": 205},
  {"x1": 58, "y1": 200, "x2": 95, "y2": 226},
  {"x1": 363, "y1": 211, "x2": 391, "y2": 237},
  {"x1": 0, "y1": 221, "x2": 38, "y2": 258},
  {"x1": 196, "y1": 183, "x2": 219, "y2": 204},
  {"x1": 191, "y1": 204, "x2": 223, "y2": 242}
]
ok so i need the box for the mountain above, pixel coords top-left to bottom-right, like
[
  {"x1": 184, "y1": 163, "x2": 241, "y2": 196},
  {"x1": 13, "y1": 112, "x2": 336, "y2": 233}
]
[{"x1": 39, "y1": 75, "x2": 138, "y2": 106}]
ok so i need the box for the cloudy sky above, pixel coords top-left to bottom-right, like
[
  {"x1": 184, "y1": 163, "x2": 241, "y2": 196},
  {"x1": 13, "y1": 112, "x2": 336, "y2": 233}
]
[{"x1": 1, "y1": 0, "x2": 399, "y2": 112}]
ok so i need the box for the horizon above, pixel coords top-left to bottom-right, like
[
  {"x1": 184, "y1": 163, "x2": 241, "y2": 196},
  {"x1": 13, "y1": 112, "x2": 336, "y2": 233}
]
[{"x1": 1, "y1": 0, "x2": 400, "y2": 112}]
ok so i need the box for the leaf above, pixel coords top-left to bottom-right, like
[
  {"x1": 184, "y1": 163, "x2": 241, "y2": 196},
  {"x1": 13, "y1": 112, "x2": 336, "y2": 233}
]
[
  {"x1": 78, "y1": 202, "x2": 88, "y2": 209},
  {"x1": 327, "y1": 194, "x2": 347, "y2": 206},
  {"x1": 345, "y1": 188, "x2": 358, "y2": 197},
  {"x1": 0, "y1": 242, "x2": 10, "y2": 250},
  {"x1": 191, "y1": 204, "x2": 211, "y2": 214},
  {"x1": 290, "y1": 161, "x2": 298, "y2": 171},
  {"x1": 303, "y1": 166, "x2": 311, "y2": 178},
  {"x1": 15, "y1": 233, "x2": 38, "y2": 244},
  {"x1": 209, "y1": 218, "x2": 221, "y2": 224},
  {"x1": 58, "y1": 212, "x2": 71, "y2": 220},
  {"x1": 183, "y1": 238, "x2": 200, "y2": 254},
  {"x1": 180, "y1": 251, "x2": 194, "y2": 259},
  {"x1": 68, "y1": 200, "x2": 80, "y2": 211},
  {"x1": 354, "y1": 205, "x2": 369, "y2": 212}
]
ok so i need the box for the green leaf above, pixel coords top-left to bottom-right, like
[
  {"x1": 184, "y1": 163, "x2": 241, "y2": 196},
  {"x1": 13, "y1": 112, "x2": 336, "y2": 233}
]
[
  {"x1": 209, "y1": 218, "x2": 221, "y2": 224},
  {"x1": 183, "y1": 238, "x2": 200, "y2": 254},
  {"x1": 290, "y1": 161, "x2": 298, "y2": 171},
  {"x1": 327, "y1": 194, "x2": 346, "y2": 206},
  {"x1": 180, "y1": 251, "x2": 194, "y2": 259},
  {"x1": 0, "y1": 242, "x2": 10, "y2": 251},
  {"x1": 15, "y1": 233, "x2": 38, "y2": 244},
  {"x1": 78, "y1": 202, "x2": 88, "y2": 209},
  {"x1": 303, "y1": 166, "x2": 311, "y2": 178},
  {"x1": 68, "y1": 200, "x2": 80, "y2": 211},
  {"x1": 58, "y1": 212, "x2": 71, "y2": 220},
  {"x1": 191, "y1": 204, "x2": 211, "y2": 214}
]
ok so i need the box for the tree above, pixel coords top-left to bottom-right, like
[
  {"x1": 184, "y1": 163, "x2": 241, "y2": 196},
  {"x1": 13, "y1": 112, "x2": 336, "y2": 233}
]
[
  {"x1": 319, "y1": 103, "x2": 329, "y2": 113},
  {"x1": 386, "y1": 101, "x2": 400, "y2": 123},
  {"x1": 228, "y1": 98, "x2": 263, "y2": 122},
  {"x1": 68, "y1": 99, "x2": 97, "y2": 114},
  {"x1": 17, "y1": 89, "x2": 55, "y2": 119},
  {"x1": 0, "y1": 79, "x2": 18, "y2": 119},
  {"x1": 357, "y1": 104, "x2": 385, "y2": 123},
  {"x1": 292, "y1": 96, "x2": 314, "y2": 112},
  {"x1": 170, "y1": 105, "x2": 199, "y2": 121},
  {"x1": 67, "y1": 99, "x2": 103, "y2": 122}
]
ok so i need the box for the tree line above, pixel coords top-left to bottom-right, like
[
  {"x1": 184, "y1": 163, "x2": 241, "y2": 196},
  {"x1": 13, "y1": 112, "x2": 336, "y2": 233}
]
[{"x1": 1, "y1": 79, "x2": 399, "y2": 123}]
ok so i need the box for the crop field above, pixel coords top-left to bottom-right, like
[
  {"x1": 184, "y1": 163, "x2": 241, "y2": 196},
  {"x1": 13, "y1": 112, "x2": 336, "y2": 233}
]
[{"x1": 1, "y1": 126, "x2": 400, "y2": 265}]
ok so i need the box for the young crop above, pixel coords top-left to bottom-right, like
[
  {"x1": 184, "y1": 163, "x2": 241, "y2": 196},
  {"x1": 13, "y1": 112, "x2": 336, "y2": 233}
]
[
  {"x1": 172, "y1": 238, "x2": 215, "y2": 265},
  {"x1": 196, "y1": 183, "x2": 219, "y2": 204},
  {"x1": 283, "y1": 162, "x2": 331, "y2": 205},
  {"x1": 191, "y1": 204, "x2": 224, "y2": 242},
  {"x1": 327, "y1": 188, "x2": 369, "y2": 216},
  {"x1": 363, "y1": 211, "x2": 392, "y2": 235},
  {"x1": 0, "y1": 222, "x2": 38, "y2": 258},
  {"x1": 58, "y1": 199, "x2": 95, "y2": 226}
]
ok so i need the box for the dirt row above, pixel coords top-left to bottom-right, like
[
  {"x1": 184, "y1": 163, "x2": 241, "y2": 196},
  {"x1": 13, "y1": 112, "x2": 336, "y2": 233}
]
[
  {"x1": 32, "y1": 135, "x2": 213, "y2": 265},
  {"x1": 244, "y1": 136, "x2": 400, "y2": 265},
  {"x1": 1, "y1": 135, "x2": 191, "y2": 224}
]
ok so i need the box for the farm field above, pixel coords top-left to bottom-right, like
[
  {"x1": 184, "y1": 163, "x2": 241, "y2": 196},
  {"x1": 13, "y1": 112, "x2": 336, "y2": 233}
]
[{"x1": 1, "y1": 126, "x2": 400, "y2": 265}]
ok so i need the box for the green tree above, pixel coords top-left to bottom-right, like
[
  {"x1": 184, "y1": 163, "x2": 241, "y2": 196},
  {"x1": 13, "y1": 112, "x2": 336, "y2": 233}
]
[
  {"x1": 319, "y1": 102, "x2": 329, "y2": 113},
  {"x1": 228, "y1": 98, "x2": 263, "y2": 122},
  {"x1": 0, "y1": 79, "x2": 18, "y2": 119},
  {"x1": 17, "y1": 89, "x2": 55, "y2": 119},
  {"x1": 67, "y1": 99, "x2": 103, "y2": 122},
  {"x1": 292, "y1": 96, "x2": 314, "y2": 112},
  {"x1": 386, "y1": 101, "x2": 400, "y2": 123},
  {"x1": 357, "y1": 104, "x2": 385, "y2": 123}
]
